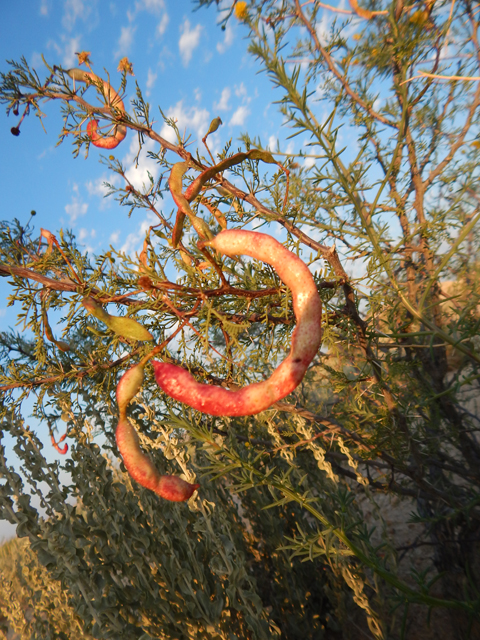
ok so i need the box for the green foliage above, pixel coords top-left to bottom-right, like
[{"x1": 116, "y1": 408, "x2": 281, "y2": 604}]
[{"x1": 1, "y1": 1, "x2": 480, "y2": 638}]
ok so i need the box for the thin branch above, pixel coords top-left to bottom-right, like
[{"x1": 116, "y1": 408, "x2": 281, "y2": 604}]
[{"x1": 294, "y1": 0, "x2": 396, "y2": 129}]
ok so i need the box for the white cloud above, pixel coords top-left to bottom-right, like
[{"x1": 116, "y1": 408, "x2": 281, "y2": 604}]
[
  {"x1": 136, "y1": 0, "x2": 165, "y2": 10},
  {"x1": 86, "y1": 173, "x2": 120, "y2": 204},
  {"x1": 31, "y1": 51, "x2": 44, "y2": 70},
  {"x1": 315, "y1": 13, "x2": 331, "y2": 46},
  {"x1": 267, "y1": 135, "x2": 277, "y2": 151},
  {"x1": 159, "y1": 99, "x2": 210, "y2": 144},
  {"x1": 78, "y1": 228, "x2": 96, "y2": 242},
  {"x1": 63, "y1": 36, "x2": 81, "y2": 67},
  {"x1": 179, "y1": 19, "x2": 202, "y2": 66},
  {"x1": 217, "y1": 23, "x2": 234, "y2": 54},
  {"x1": 156, "y1": 12, "x2": 169, "y2": 37},
  {"x1": 110, "y1": 230, "x2": 121, "y2": 244},
  {"x1": 123, "y1": 137, "x2": 160, "y2": 191},
  {"x1": 157, "y1": 43, "x2": 174, "y2": 71},
  {"x1": 129, "y1": 0, "x2": 168, "y2": 35},
  {"x1": 65, "y1": 184, "x2": 88, "y2": 224},
  {"x1": 86, "y1": 177, "x2": 108, "y2": 198},
  {"x1": 40, "y1": 0, "x2": 49, "y2": 16},
  {"x1": 62, "y1": 0, "x2": 97, "y2": 31},
  {"x1": 229, "y1": 105, "x2": 250, "y2": 127},
  {"x1": 47, "y1": 35, "x2": 81, "y2": 68},
  {"x1": 235, "y1": 82, "x2": 247, "y2": 98},
  {"x1": 214, "y1": 87, "x2": 231, "y2": 111},
  {"x1": 121, "y1": 212, "x2": 158, "y2": 254},
  {"x1": 115, "y1": 25, "x2": 136, "y2": 58},
  {"x1": 303, "y1": 156, "x2": 316, "y2": 169},
  {"x1": 146, "y1": 68, "x2": 157, "y2": 96}
]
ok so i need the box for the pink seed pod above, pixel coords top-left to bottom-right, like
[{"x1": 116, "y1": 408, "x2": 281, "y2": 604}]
[
  {"x1": 115, "y1": 418, "x2": 199, "y2": 501},
  {"x1": 117, "y1": 364, "x2": 145, "y2": 415},
  {"x1": 67, "y1": 68, "x2": 127, "y2": 149},
  {"x1": 152, "y1": 229, "x2": 322, "y2": 416},
  {"x1": 86, "y1": 119, "x2": 126, "y2": 150}
]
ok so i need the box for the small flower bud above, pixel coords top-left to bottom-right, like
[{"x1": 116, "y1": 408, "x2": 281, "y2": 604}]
[{"x1": 11, "y1": 127, "x2": 20, "y2": 136}]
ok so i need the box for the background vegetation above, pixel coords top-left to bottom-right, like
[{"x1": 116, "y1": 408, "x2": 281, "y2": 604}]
[{"x1": 1, "y1": 0, "x2": 480, "y2": 638}]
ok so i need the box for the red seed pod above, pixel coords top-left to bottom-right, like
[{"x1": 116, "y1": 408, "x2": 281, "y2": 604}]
[
  {"x1": 86, "y1": 118, "x2": 126, "y2": 150},
  {"x1": 153, "y1": 229, "x2": 323, "y2": 416},
  {"x1": 51, "y1": 434, "x2": 68, "y2": 455},
  {"x1": 155, "y1": 476, "x2": 200, "y2": 502},
  {"x1": 115, "y1": 418, "x2": 199, "y2": 501},
  {"x1": 67, "y1": 68, "x2": 127, "y2": 149}
]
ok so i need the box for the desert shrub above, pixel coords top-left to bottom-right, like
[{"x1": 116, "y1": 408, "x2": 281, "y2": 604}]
[{"x1": 1, "y1": 1, "x2": 480, "y2": 638}]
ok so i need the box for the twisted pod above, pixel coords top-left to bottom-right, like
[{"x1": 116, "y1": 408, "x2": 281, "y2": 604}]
[
  {"x1": 67, "y1": 68, "x2": 127, "y2": 149},
  {"x1": 115, "y1": 364, "x2": 199, "y2": 502},
  {"x1": 153, "y1": 229, "x2": 323, "y2": 416}
]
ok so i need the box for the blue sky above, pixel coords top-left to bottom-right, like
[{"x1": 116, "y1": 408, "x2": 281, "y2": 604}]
[{"x1": 0, "y1": 1, "x2": 286, "y2": 262}]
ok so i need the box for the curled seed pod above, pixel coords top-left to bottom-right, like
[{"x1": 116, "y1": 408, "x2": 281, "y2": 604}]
[
  {"x1": 117, "y1": 364, "x2": 145, "y2": 415},
  {"x1": 67, "y1": 68, "x2": 127, "y2": 149},
  {"x1": 86, "y1": 119, "x2": 126, "y2": 150},
  {"x1": 153, "y1": 229, "x2": 323, "y2": 416},
  {"x1": 82, "y1": 297, "x2": 154, "y2": 341},
  {"x1": 51, "y1": 434, "x2": 68, "y2": 455},
  {"x1": 115, "y1": 418, "x2": 199, "y2": 501},
  {"x1": 169, "y1": 161, "x2": 214, "y2": 247}
]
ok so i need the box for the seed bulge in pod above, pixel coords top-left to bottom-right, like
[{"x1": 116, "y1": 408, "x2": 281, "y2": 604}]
[{"x1": 117, "y1": 364, "x2": 145, "y2": 413}]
